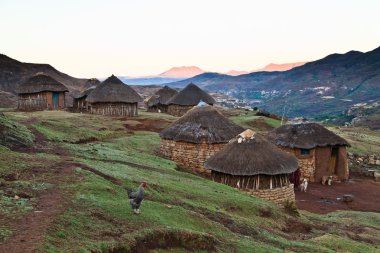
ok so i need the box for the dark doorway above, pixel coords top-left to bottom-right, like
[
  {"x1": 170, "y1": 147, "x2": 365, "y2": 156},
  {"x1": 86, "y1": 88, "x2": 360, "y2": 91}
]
[
  {"x1": 329, "y1": 147, "x2": 339, "y2": 175},
  {"x1": 52, "y1": 92, "x2": 60, "y2": 108}
]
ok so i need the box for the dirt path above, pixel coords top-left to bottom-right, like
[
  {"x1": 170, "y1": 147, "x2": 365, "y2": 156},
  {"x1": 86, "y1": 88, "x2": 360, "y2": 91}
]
[
  {"x1": 0, "y1": 121, "x2": 76, "y2": 253},
  {"x1": 295, "y1": 178, "x2": 380, "y2": 214}
]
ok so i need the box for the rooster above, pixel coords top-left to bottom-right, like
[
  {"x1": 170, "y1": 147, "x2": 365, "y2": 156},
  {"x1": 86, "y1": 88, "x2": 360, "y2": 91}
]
[{"x1": 127, "y1": 181, "x2": 147, "y2": 214}]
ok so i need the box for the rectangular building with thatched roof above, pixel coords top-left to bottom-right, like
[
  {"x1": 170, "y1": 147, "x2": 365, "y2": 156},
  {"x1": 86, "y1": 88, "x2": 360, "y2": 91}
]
[
  {"x1": 166, "y1": 83, "x2": 216, "y2": 116},
  {"x1": 86, "y1": 75, "x2": 142, "y2": 117},
  {"x1": 16, "y1": 73, "x2": 68, "y2": 110},
  {"x1": 267, "y1": 123, "x2": 350, "y2": 183}
]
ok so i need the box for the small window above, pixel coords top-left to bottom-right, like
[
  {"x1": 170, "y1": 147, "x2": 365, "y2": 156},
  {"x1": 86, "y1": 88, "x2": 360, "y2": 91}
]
[{"x1": 300, "y1": 149, "x2": 310, "y2": 155}]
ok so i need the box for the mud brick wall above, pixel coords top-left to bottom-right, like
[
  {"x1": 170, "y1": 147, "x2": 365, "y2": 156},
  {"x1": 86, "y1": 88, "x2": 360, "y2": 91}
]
[
  {"x1": 280, "y1": 147, "x2": 316, "y2": 182},
  {"x1": 248, "y1": 184, "x2": 295, "y2": 205},
  {"x1": 167, "y1": 105, "x2": 194, "y2": 117},
  {"x1": 160, "y1": 139, "x2": 226, "y2": 173}
]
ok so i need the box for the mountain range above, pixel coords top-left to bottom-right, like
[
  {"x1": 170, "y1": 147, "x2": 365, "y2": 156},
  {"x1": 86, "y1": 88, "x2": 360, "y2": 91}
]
[
  {"x1": 118, "y1": 63, "x2": 306, "y2": 85},
  {"x1": 1, "y1": 46, "x2": 379, "y2": 119},
  {"x1": 165, "y1": 46, "x2": 380, "y2": 118}
]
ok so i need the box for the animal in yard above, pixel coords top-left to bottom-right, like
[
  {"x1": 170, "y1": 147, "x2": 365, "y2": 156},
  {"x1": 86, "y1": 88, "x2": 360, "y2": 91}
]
[
  {"x1": 127, "y1": 181, "x2": 147, "y2": 214},
  {"x1": 322, "y1": 175, "x2": 333, "y2": 185},
  {"x1": 300, "y1": 178, "x2": 308, "y2": 192}
]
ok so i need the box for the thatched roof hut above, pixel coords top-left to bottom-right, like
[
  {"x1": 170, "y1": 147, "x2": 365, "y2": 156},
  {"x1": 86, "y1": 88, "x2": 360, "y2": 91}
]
[
  {"x1": 160, "y1": 105, "x2": 244, "y2": 144},
  {"x1": 160, "y1": 105, "x2": 244, "y2": 173},
  {"x1": 267, "y1": 123, "x2": 350, "y2": 183},
  {"x1": 16, "y1": 74, "x2": 68, "y2": 94},
  {"x1": 86, "y1": 75, "x2": 142, "y2": 117},
  {"x1": 205, "y1": 129, "x2": 298, "y2": 205},
  {"x1": 146, "y1": 86, "x2": 178, "y2": 112},
  {"x1": 205, "y1": 131, "x2": 298, "y2": 176},
  {"x1": 16, "y1": 73, "x2": 68, "y2": 110},
  {"x1": 86, "y1": 75, "x2": 142, "y2": 104},
  {"x1": 166, "y1": 83, "x2": 215, "y2": 116},
  {"x1": 266, "y1": 122, "x2": 350, "y2": 149},
  {"x1": 72, "y1": 87, "x2": 96, "y2": 111}
]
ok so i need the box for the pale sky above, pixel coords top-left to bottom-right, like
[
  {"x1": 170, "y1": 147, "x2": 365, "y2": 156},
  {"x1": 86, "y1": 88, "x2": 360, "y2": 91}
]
[{"x1": 1, "y1": 0, "x2": 380, "y2": 78}]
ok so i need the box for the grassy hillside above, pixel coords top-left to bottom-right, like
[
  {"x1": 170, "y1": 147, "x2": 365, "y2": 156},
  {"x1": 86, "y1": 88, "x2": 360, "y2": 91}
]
[{"x1": 0, "y1": 110, "x2": 379, "y2": 252}]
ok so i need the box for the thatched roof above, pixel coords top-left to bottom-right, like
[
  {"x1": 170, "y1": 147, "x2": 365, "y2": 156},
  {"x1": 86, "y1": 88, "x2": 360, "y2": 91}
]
[
  {"x1": 155, "y1": 86, "x2": 178, "y2": 104},
  {"x1": 16, "y1": 74, "x2": 68, "y2": 94},
  {"x1": 266, "y1": 123, "x2": 350, "y2": 149},
  {"x1": 166, "y1": 83, "x2": 215, "y2": 106},
  {"x1": 86, "y1": 75, "x2": 142, "y2": 103},
  {"x1": 205, "y1": 131, "x2": 298, "y2": 176},
  {"x1": 160, "y1": 105, "x2": 244, "y2": 144},
  {"x1": 146, "y1": 86, "x2": 178, "y2": 107},
  {"x1": 74, "y1": 87, "x2": 96, "y2": 99}
]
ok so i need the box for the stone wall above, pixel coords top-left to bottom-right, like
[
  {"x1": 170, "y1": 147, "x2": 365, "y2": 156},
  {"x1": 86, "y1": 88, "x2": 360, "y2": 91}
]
[
  {"x1": 160, "y1": 139, "x2": 226, "y2": 173},
  {"x1": 247, "y1": 184, "x2": 295, "y2": 205},
  {"x1": 167, "y1": 105, "x2": 194, "y2": 117},
  {"x1": 280, "y1": 147, "x2": 316, "y2": 182}
]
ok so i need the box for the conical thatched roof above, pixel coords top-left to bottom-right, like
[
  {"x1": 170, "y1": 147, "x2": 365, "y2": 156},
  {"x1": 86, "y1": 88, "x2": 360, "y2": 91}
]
[
  {"x1": 205, "y1": 131, "x2": 298, "y2": 176},
  {"x1": 266, "y1": 123, "x2": 350, "y2": 149},
  {"x1": 16, "y1": 74, "x2": 68, "y2": 94},
  {"x1": 160, "y1": 105, "x2": 244, "y2": 144},
  {"x1": 86, "y1": 75, "x2": 142, "y2": 103},
  {"x1": 155, "y1": 86, "x2": 178, "y2": 105},
  {"x1": 166, "y1": 83, "x2": 215, "y2": 106}
]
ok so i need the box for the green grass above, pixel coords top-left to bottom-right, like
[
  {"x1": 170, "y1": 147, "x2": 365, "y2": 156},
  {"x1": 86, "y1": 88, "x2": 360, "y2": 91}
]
[
  {"x1": 0, "y1": 113, "x2": 34, "y2": 148},
  {"x1": 1, "y1": 110, "x2": 380, "y2": 252}
]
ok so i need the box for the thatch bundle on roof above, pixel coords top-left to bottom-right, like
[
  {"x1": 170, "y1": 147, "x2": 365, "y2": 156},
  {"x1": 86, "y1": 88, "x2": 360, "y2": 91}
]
[
  {"x1": 16, "y1": 73, "x2": 68, "y2": 110},
  {"x1": 160, "y1": 105, "x2": 244, "y2": 144},
  {"x1": 160, "y1": 105, "x2": 244, "y2": 173},
  {"x1": 267, "y1": 123, "x2": 350, "y2": 183},
  {"x1": 86, "y1": 75, "x2": 142, "y2": 117},
  {"x1": 166, "y1": 83, "x2": 215, "y2": 116},
  {"x1": 146, "y1": 86, "x2": 178, "y2": 112}
]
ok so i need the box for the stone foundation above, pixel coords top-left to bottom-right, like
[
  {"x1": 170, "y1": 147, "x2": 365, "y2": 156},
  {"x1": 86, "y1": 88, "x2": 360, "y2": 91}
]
[
  {"x1": 160, "y1": 139, "x2": 226, "y2": 173},
  {"x1": 247, "y1": 184, "x2": 295, "y2": 205},
  {"x1": 280, "y1": 147, "x2": 316, "y2": 182}
]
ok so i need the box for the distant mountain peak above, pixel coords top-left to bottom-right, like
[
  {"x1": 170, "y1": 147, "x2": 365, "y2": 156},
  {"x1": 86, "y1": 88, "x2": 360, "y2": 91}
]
[
  {"x1": 159, "y1": 66, "x2": 205, "y2": 78},
  {"x1": 253, "y1": 62, "x2": 307, "y2": 72}
]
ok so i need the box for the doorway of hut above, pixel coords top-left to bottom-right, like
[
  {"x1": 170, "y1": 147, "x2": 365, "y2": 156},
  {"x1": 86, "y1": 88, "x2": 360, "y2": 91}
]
[
  {"x1": 52, "y1": 92, "x2": 60, "y2": 108},
  {"x1": 329, "y1": 147, "x2": 339, "y2": 175}
]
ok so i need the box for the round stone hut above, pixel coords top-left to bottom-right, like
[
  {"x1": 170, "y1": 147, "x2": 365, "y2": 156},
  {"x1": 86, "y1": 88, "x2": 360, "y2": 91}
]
[
  {"x1": 160, "y1": 105, "x2": 244, "y2": 173},
  {"x1": 86, "y1": 75, "x2": 142, "y2": 117},
  {"x1": 166, "y1": 83, "x2": 215, "y2": 116},
  {"x1": 146, "y1": 86, "x2": 178, "y2": 113},
  {"x1": 205, "y1": 129, "x2": 298, "y2": 205},
  {"x1": 16, "y1": 73, "x2": 68, "y2": 110},
  {"x1": 267, "y1": 123, "x2": 350, "y2": 183}
]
